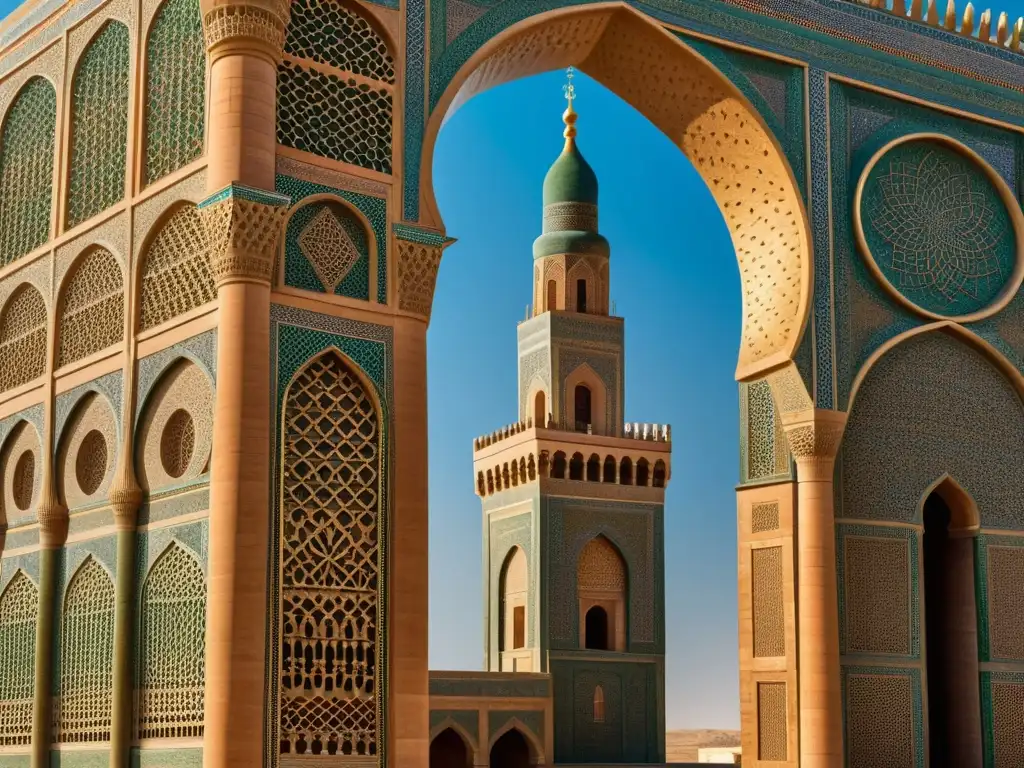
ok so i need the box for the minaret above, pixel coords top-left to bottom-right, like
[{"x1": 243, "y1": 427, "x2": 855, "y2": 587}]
[{"x1": 472, "y1": 69, "x2": 672, "y2": 764}]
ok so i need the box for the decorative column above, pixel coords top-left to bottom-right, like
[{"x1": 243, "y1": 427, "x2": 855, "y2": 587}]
[
  {"x1": 781, "y1": 407, "x2": 847, "y2": 768},
  {"x1": 199, "y1": 1, "x2": 289, "y2": 765},
  {"x1": 32, "y1": 478, "x2": 66, "y2": 768},
  {"x1": 391, "y1": 227, "x2": 448, "y2": 768}
]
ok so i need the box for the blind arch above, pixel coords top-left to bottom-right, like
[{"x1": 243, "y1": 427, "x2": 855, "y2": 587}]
[
  {"x1": 58, "y1": 248, "x2": 124, "y2": 367},
  {"x1": 0, "y1": 284, "x2": 47, "y2": 393},
  {"x1": 0, "y1": 572, "x2": 38, "y2": 746}
]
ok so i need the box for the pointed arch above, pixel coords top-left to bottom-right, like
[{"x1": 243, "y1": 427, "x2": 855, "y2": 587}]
[
  {"x1": 564, "y1": 362, "x2": 607, "y2": 435},
  {"x1": 66, "y1": 20, "x2": 130, "y2": 227},
  {"x1": 577, "y1": 535, "x2": 628, "y2": 652},
  {"x1": 138, "y1": 202, "x2": 215, "y2": 331},
  {"x1": 1, "y1": 419, "x2": 41, "y2": 525},
  {"x1": 277, "y1": 0, "x2": 394, "y2": 173},
  {"x1": 138, "y1": 541, "x2": 206, "y2": 738},
  {"x1": 0, "y1": 283, "x2": 47, "y2": 393},
  {"x1": 0, "y1": 570, "x2": 38, "y2": 745},
  {"x1": 143, "y1": 0, "x2": 205, "y2": 185},
  {"x1": 430, "y1": 722, "x2": 476, "y2": 767},
  {"x1": 567, "y1": 258, "x2": 596, "y2": 314},
  {"x1": 488, "y1": 719, "x2": 544, "y2": 766},
  {"x1": 0, "y1": 76, "x2": 56, "y2": 264},
  {"x1": 58, "y1": 556, "x2": 115, "y2": 743},
  {"x1": 499, "y1": 545, "x2": 528, "y2": 656},
  {"x1": 57, "y1": 246, "x2": 125, "y2": 367},
  {"x1": 278, "y1": 347, "x2": 383, "y2": 757}
]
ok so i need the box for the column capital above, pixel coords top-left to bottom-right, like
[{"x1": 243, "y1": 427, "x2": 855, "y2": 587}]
[
  {"x1": 202, "y1": 0, "x2": 291, "y2": 63},
  {"x1": 200, "y1": 184, "x2": 291, "y2": 287},
  {"x1": 394, "y1": 224, "x2": 455, "y2": 321},
  {"x1": 37, "y1": 485, "x2": 68, "y2": 549},
  {"x1": 109, "y1": 471, "x2": 144, "y2": 531},
  {"x1": 781, "y1": 407, "x2": 848, "y2": 481}
]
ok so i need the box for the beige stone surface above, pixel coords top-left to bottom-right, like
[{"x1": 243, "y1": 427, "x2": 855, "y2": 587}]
[{"x1": 666, "y1": 729, "x2": 741, "y2": 763}]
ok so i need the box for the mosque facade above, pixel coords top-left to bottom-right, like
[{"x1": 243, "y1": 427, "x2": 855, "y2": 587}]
[{"x1": 0, "y1": 0, "x2": 1020, "y2": 766}]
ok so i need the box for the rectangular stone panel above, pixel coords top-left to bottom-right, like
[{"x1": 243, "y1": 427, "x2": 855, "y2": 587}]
[
  {"x1": 844, "y1": 536, "x2": 911, "y2": 655},
  {"x1": 987, "y1": 545, "x2": 1024, "y2": 660},
  {"x1": 991, "y1": 680, "x2": 1024, "y2": 767},
  {"x1": 752, "y1": 546, "x2": 785, "y2": 658},
  {"x1": 751, "y1": 501, "x2": 780, "y2": 534},
  {"x1": 756, "y1": 681, "x2": 787, "y2": 761},
  {"x1": 845, "y1": 673, "x2": 915, "y2": 767}
]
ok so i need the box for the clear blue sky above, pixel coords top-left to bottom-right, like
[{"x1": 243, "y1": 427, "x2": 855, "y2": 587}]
[{"x1": 428, "y1": 70, "x2": 743, "y2": 730}]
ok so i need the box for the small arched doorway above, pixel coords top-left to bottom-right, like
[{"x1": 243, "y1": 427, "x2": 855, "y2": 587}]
[
  {"x1": 584, "y1": 605, "x2": 609, "y2": 650},
  {"x1": 430, "y1": 727, "x2": 471, "y2": 768},
  {"x1": 490, "y1": 728, "x2": 532, "y2": 768},
  {"x1": 574, "y1": 384, "x2": 591, "y2": 432},
  {"x1": 533, "y1": 390, "x2": 545, "y2": 426}
]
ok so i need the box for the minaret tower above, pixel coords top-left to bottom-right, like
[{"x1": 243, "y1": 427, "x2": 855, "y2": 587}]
[{"x1": 472, "y1": 69, "x2": 672, "y2": 764}]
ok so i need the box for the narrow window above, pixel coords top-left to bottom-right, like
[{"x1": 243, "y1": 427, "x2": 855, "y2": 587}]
[
  {"x1": 584, "y1": 606, "x2": 609, "y2": 650},
  {"x1": 551, "y1": 452, "x2": 567, "y2": 479},
  {"x1": 513, "y1": 606, "x2": 525, "y2": 649},
  {"x1": 594, "y1": 685, "x2": 605, "y2": 723},
  {"x1": 569, "y1": 453, "x2": 584, "y2": 481},
  {"x1": 574, "y1": 385, "x2": 592, "y2": 432},
  {"x1": 547, "y1": 280, "x2": 557, "y2": 311},
  {"x1": 533, "y1": 390, "x2": 546, "y2": 427},
  {"x1": 586, "y1": 454, "x2": 601, "y2": 482},
  {"x1": 636, "y1": 458, "x2": 650, "y2": 487},
  {"x1": 576, "y1": 278, "x2": 587, "y2": 313}
]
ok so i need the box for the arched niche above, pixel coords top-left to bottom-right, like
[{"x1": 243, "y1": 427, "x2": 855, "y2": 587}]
[
  {"x1": 498, "y1": 545, "x2": 529, "y2": 670},
  {"x1": 577, "y1": 535, "x2": 627, "y2": 651}
]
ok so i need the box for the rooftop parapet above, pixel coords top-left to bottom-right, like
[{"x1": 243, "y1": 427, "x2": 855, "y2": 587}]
[
  {"x1": 855, "y1": 0, "x2": 1023, "y2": 52},
  {"x1": 473, "y1": 420, "x2": 671, "y2": 451}
]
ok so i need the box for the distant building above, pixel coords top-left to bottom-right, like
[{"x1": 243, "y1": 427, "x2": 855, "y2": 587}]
[{"x1": 697, "y1": 746, "x2": 742, "y2": 764}]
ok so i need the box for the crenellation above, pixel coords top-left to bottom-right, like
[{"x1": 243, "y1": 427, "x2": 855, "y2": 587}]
[{"x1": 852, "y1": 0, "x2": 1023, "y2": 51}]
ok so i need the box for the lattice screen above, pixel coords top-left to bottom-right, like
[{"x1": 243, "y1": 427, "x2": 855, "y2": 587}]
[
  {"x1": 0, "y1": 77, "x2": 56, "y2": 265},
  {"x1": 844, "y1": 673, "x2": 915, "y2": 766},
  {"x1": 140, "y1": 204, "x2": 215, "y2": 330},
  {"x1": 277, "y1": 0, "x2": 393, "y2": 173},
  {"x1": 0, "y1": 284, "x2": 47, "y2": 393},
  {"x1": 577, "y1": 536, "x2": 626, "y2": 593},
  {"x1": 58, "y1": 248, "x2": 124, "y2": 367},
  {"x1": 745, "y1": 380, "x2": 789, "y2": 481},
  {"x1": 138, "y1": 543, "x2": 206, "y2": 738},
  {"x1": 756, "y1": 682, "x2": 787, "y2": 761},
  {"x1": 66, "y1": 22, "x2": 130, "y2": 228},
  {"x1": 58, "y1": 558, "x2": 115, "y2": 743},
  {"x1": 280, "y1": 351, "x2": 380, "y2": 757},
  {"x1": 0, "y1": 572, "x2": 38, "y2": 746},
  {"x1": 751, "y1": 546, "x2": 785, "y2": 658},
  {"x1": 145, "y1": 0, "x2": 205, "y2": 184}
]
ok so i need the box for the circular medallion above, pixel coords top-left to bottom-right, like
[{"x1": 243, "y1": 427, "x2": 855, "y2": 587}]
[
  {"x1": 855, "y1": 134, "x2": 1024, "y2": 321},
  {"x1": 76, "y1": 429, "x2": 108, "y2": 496}
]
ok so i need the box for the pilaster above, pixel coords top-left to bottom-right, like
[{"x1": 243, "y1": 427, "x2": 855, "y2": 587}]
[
  {"x1": 32, "y1": 480, "x2": 65, "y2": 768},
  {"x1": 781, "y1": 407, "x2": 848, "y2": 768}
]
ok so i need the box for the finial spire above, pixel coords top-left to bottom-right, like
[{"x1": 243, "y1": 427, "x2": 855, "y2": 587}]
[{"x1": 562, "y1": 66, "x2": 578, "y2": 145}]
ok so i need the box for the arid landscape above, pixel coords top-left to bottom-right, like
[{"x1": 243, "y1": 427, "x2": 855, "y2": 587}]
[{"x1": 665, "y1": 730, "x2": 742, "y2": 762}]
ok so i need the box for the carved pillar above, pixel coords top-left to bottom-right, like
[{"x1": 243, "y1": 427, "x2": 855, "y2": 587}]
[
  {"x1": 781, "y1": 408, "x2": 847, "y2": 768},
  {"x1": 199, "y1": 184, "x2": 288, "y2": 768},
  {"x1": 392, "y1": 226, "x2": 447, "y2": 768}
]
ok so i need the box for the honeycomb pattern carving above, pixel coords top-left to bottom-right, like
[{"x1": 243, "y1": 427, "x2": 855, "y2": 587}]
[
  {"x1": 66, "y1": 22, "x2": 130, "y2": 228},
  {"x1": 58, "y1": 393, "x2": 117, "y2": 509},
  {"x1": 751, "y1": 501, "x2": 780, "y2": 534},
  {"x1": 277, "y1": 60, "x2": 392, "y2": 174},
  {"x1": 58, "y1": 558, "x2": 115, "y2": 743},
  {"x1": 140, "y1": 204, "x2": 215, "y2": 330},
  {"x1": 0, "y1": 285, "x2": 47, "y2": 393},
  {"x1": 138, "y1": 543, "x2": 206, "y2": 738},
  {"x1": 0, "y1": 77, "x2": 56, "y2": 265},
  {"x1": 0, "y1": 571, "x2": 37, "y2": 746},
  {"x1": 751, "y1": 546, "x2": 784, "y2": 658},
  {"x1": 987, "y1": 546, "x2": 1024, "y2": 660},
  {"x1": 756, "y1": 682, "x2": 787, "y2": 761},
  {"x1": 992, "y1": 680, "x2": 1024, "y2": 767},
  {"x1": 844, "y1": 537, "x2": 910, "y2": 656},
  {"x1": 284, "y1": 0, "x2": 394, "y2": 83},
  {"x1": 1, "y1": 421, "x2": 40, "y2": 523},
  {"x1": 58, "y1": 248, "x2": 124, "y2": 367},
  {"x1": 279, "y1": 351, "x2": 381, "y2": 758},
  {"x1": 137, "y1": 360, "x2": 213, "y2": 491},
  {"x1": 145, "y1": 0, "x2": 205, "y2": 185},
  {"x1": 745, "y1": 380, "x2": 789, "y2": 481},
  {"x1": 858, "y1": 139, "x2": 1018, "y2": 319},
  {"x1": 844, "y1": 674, "x2": 915, "y2": 767},
  {"x1": 577, "y1": 536, "x2": 626, "y2": 592},
  {"x1": 397, "y1": 239, "x2": 442, "y2": 318}
]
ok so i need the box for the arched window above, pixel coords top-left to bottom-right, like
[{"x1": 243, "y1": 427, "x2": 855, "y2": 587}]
[
  {"x1": 546, "y1": 280, "x2": 557, "y2": 312},
  {"x1": 0, "y1": 77, "x2": 56, "y2": 264},
  {"x1": 584, "y1": 606, "x2": 609, "y2": 650},
  {"x1": 486, "y1": 470, "x2": 494, "y2": 494},
  {"x1": 494, "y1": 464, "x2": 503, "y2": 491},
  {"x1": 575, "y1": 384, "x2": 592, "y2": 432},
  {"x1": 603, "y1": 455, "x2": 616, "y2": 483},
  {"x1": 538, "y1": 452, "x2": 549, "y2": 477},
  {"x1": 280, "y1": 352, "x2": 380, "y2": 756},
  {"x1": 533, "y1": 390, "x2": 546, "y2": 427},
  {"x1": 277, "y1": 0, "x2": 394, "y2": 173},
  {"x1": 636, "y1": 458, "x2": 650, "y2": 487},
  {"x1": 139, "y1": 204, "x2": 215, "y2": 331},
  {"x1": 653, "y1": 460, "x2": 667, "y2": 488},
  {"x1": 59, "y1": 558, "x2": 115, "y2": 742},
  {"x1": 66, "y1": 21, "x2": 130, "y2": 227},
  {"x1": 0, "y1": 285, "x2": 47, "y2": 393},
  {"x1": 619, "y1": 457, "x2": 633, "y2": 485},
  {"x1": 503, "y1": 463, "x2": 512, "y2": 488},
  {"x1": 518, "y1": 457, "x2": 527, "y2": 485},
  {"x1": 499, "y1": 547, "x2": 528, "y2": 661},
  {"x1": 593, "y1": 685, "x2": 605, "y2": 723},
  {"x1": 477, "y1": 471, "x2": 485, "y2": 495},
  {"x1": 569, "y1": 452, "x2": 584, "y2": 481},
  {"x1": 527, "y1": 454, "x2": 536, "y2": 481},
  {"x1": 144, "y1": 0, "x2": 205, "y2": 184},
  {"x1": 586, "y1": 454, "x2": 601, "y2": 482},
  {"x1": 138, "y1": 543, "x2": 206, "y2": 738},
  {"x1": 577, "y1": 536, "x2": 627, "y2": 652},
  {"x1": 0, "y1": 572, "x2": 38, "y2": 745},
  {"x1": 576, "y1": 278, "x2": 587, "y2": 313},
  {"x1": 58, "y1": 248, "x2": 123, "y2": 367},
  {"x1": 551, "y1": 451, "x2": 566, "y2": 479}
]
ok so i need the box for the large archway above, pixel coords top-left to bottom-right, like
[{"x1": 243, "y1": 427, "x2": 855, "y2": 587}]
[
  {"x1": 430, "y1": 727, "x2": 472, "y2": 768},
  {"x1": 419, "y1": 2, "x2": 813, "y2": 384},
  {"x1": 490, "y1": 728, "x2": 534, "y2": 768}
]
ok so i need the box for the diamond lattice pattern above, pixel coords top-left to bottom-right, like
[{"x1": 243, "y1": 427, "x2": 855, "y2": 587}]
[
  {"x1": 298, "y1": 206, "x2": 361, "y2": 292},
  {"x1": 0, "y1": 572, "x2": 37, "y2": 746}
]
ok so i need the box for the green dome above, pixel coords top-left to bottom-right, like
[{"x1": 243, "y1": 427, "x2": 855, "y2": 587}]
[
  {"x1": 542, "y1": 140, "x2": 598, "y2": 207},
  {"x1": 533, "y1": 229, "x2": 608, "y2": 260}
]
